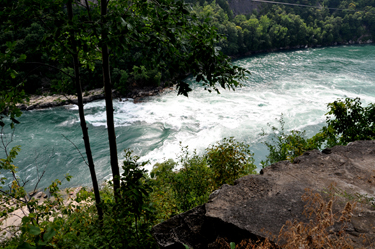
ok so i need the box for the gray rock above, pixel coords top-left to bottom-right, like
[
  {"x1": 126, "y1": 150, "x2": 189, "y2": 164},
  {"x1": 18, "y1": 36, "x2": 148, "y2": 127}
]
[
  {"x1": 228, "y1": 0, "x2": 261, "y2": 16},
  {"x1": 152, "y1": 140, "x2": 375, "y2": 248},
  {"x1": 30, "y1": 191, "x2": 45, "y2": 199}
]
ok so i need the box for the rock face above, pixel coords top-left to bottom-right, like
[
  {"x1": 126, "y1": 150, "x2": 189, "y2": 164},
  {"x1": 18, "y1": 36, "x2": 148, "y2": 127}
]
[
  {"x1": 228, "y1": 0, "x2": 261, "y2": 16},
  {"x1": 152, "y1": 140, "x2": 375, "y2": 248},
  {"x1": 15, "y1": 86, "x2": 166, "y2": 111}
]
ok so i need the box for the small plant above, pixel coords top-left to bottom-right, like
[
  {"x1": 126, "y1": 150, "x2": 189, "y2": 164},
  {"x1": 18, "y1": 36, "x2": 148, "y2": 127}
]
[
  {"x1": 261, "y1": 98, "x2": 375, "y2": 168},
  {"x1": 260, "y1": 115, "x2": 326, "y2": 167},
  {"x1": 206, "y1": 137, "x2": 257, "y2": 189},
  {"x1": 151, "y1": 146, "x2": 212, "y2": 213},
  {"x1": 151, "y1": 138, "x2": 257, "y2": 217},
  {"x1": 322, "y1": 184, "x2": 375, "y2": 210},
  {"x1": 113, "y1": 69, "x2": 129, "y2": 95},
  {"x1": 324, "y1": 97, "x2": 375, "y2": 146},
  {"x1": 96, "y1": 149, "x2": 157, "y2": 249}
]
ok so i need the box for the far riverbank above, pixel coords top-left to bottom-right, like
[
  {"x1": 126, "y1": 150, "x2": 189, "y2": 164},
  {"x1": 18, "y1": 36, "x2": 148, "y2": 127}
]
[
  {"x1": 17, "y1": 86, "x2": 171, "y2": 111},
  {"x1": 230, "y1": 39, "x2": 374, "y2": 60},
  {"x1": 17, "y1": 41, "x2": 374, "y2": 111}
]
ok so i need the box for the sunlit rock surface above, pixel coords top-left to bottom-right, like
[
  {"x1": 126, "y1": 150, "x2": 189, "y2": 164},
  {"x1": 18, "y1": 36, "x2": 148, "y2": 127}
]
[{"x1": 152, "y1": 140, "x2": 375, "y2": 248}]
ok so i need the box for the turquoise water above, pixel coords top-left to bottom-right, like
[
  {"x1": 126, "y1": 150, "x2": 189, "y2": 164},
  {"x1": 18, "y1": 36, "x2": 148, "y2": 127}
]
[{"x1": 1, "y1": 44, "x2": 375, "y2": 190}]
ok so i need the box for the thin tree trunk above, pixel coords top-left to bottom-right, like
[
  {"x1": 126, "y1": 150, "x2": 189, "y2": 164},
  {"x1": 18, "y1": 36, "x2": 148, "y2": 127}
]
[
  {"x1": 67, "y1": 0, "x2": 103, "y2": 220},
  {"x1": 101, "y1": 0, "x2": 120, "y2": 200}
]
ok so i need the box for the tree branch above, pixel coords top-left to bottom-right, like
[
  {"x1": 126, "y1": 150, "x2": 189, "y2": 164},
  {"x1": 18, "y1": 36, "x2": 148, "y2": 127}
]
[
  {"x1": 62, "y1": 134, "x2": 89, "y2": 166},
  {"x1": 22, "y1": 62, "x2": 75, "y2": 79}
]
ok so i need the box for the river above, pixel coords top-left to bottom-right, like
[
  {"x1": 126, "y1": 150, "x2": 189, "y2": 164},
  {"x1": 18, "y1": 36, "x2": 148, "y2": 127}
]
[{"x1": 1, "y1": 44, "x2": 375, "y2": 190}]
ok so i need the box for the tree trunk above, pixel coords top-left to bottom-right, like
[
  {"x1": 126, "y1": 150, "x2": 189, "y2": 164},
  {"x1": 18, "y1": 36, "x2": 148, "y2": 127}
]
[
  {"x1": 101, "y1": 0, "x2": 120, "y2": 200},
  {"x1": 67, "y1": 0, "x2": 103, "y2": 220}
]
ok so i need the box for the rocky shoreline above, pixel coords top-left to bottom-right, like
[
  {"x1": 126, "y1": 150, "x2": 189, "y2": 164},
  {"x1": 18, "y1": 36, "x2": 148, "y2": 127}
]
[
  {"x1": 0, "y1": 186, "x2": 89, "y2": 240},
  {"x1": 17, "y1": 86, "x2": 172, "y2": 111}
]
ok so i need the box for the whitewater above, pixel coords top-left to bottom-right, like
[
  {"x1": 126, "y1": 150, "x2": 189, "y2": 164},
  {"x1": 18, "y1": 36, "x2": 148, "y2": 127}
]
[{"x1": 2, "y1": 44, "x2": 374, "y2": 189}]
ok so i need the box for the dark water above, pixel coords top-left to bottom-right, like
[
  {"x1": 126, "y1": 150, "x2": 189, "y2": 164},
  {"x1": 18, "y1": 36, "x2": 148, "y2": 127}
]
[{"x1": 1, "y1": 44, "x2": 374, "y2": 190}]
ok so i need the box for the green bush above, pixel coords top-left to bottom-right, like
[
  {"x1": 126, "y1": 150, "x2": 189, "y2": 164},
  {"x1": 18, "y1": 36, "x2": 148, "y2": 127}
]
[
  {"x1": 260, "y1": 116, "x2": 326, "y2": 167},
  {"x1": 206, "y1": 137, "x2": 256, "y2": 189},
  {"x1": 113, "y1": 68, "x2": 129, "y2": 95},
  {"x1": 1, "y1": 149, "x2": 158, "y2": 249},
  {"x1": 91, "y1": 149, "x2": 157, "y2": 249},
  {"x1": 261, "y1": 98, "x2": 375, "y2": 167},
  {"x1": 324, "y1": 97, "x2": 375, "y2": 146},
  {"x1": 132, "y1": 65, "x2": 162, "y2": 87},
  {"x1": 151, "y1": 138, "x2": 257, "y2": 215},
  {"x1": 151, "y1": 146, "x2": 211, "y2": 213},
  {"x1": 50, "y1": 67, "x2": 76, "y2": 94}
]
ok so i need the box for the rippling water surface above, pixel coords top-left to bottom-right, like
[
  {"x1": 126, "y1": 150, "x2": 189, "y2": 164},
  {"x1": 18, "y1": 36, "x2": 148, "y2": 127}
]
[{"x1": 2, "y1": 45, "x2": 375, "y2": 189}]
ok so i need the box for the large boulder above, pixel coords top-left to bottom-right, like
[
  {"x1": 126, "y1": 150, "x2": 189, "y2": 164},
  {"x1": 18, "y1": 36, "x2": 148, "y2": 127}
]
[{"x1": 152, "y1": 140, "x2": 375, "y2": 248}]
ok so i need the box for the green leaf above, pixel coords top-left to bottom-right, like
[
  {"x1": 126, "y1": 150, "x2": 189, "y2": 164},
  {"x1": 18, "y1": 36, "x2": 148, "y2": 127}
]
[
  {"x1": 120, "y1": 17, "x2": 126, "y2": 27},
  {"x1": 43, "y1": 226, "x2": 56, "y2": 241},
  {"x1": 10, "y1": 70, "x2": 17, "y2": 79},
  {"x1": 21, "y1": 216, "x2": 31, "y2": 224},
  {"x1": 28, "y1": 225, "x2": 41, "y2": 236},
  {"x1": 10, "y1": 117, "x2": 20, "y2": 124},
  {"x1": 230, "y1": 242, "x2": 236, "y2": 249},
  {"x1": 37, "y1": 241, "x2": 47, "y2": 246},
  {"x1": 17, "y1": 242, "x2": 36, "y2": 249}
]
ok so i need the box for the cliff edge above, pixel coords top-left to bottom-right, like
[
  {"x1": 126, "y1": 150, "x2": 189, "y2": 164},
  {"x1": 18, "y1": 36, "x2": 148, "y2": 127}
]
[{"x1": 152, "y1": 140, "x2": 375, "y2": 248}]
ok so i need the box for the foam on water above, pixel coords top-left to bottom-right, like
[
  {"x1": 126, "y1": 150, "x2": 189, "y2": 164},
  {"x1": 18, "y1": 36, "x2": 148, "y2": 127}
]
[{"x1": 2, "y1": 45, "x2": 374, "y2": 189}]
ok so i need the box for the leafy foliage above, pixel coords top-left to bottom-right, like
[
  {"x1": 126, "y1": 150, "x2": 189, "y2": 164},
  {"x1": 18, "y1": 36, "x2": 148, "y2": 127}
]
[
  {"x1": 0, "y1": 149, "x2": 158, "y2": 249},
  {"x1": 151, "y1": 138, "x2": 257, "y2": 215},
  {"x1": 0, "y1": 42, "x2": 28, "y2": 125},
  {"x1": 1, "y1": 0, "x2": 250, "y2": 97},
  {"x1": 261, "y1": 98, "x2": 375, "y2": 167},
  {"x1": 10, "y1": 145, "x2": 250, "y2": 248},
  {"x1": 260, "y1": 115, "x2": 326, "y2": 167},
  {"x1": 325, "y1": 97, "x2": 375, "y2": 145},
  {"x1": 88, "y1": 150, "x2": 157, "y2": 249},
  {"x1": 192, "y1": 0, "x2": 375, "y2": 56},
  {"x1": 206, "y1": 137, "x2": 256, "y2": 189}
]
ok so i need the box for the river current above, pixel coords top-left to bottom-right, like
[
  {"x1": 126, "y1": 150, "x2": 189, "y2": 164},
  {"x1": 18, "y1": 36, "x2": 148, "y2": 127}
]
[{"x1": 1, "y1": 44, "x2": 375, "y2": 190}]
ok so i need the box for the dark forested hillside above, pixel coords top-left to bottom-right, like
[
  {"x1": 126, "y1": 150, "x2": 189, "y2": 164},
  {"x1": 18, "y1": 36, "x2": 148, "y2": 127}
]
[
  {"x1": 191, "y1": 0, "x2": 375, "y2": 55},
  {"x1": 1, "y1": 0, "x2": 374, "y2": 94}
]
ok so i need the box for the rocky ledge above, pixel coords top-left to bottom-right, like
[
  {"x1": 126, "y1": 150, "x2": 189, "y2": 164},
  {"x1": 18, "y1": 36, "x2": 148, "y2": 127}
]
[
  {"x1": 17, "y1": 86, "x2": 168, "y2": 111},
  {"x1": 152, "y1": 140, "x2": 375, "y2": 248}
]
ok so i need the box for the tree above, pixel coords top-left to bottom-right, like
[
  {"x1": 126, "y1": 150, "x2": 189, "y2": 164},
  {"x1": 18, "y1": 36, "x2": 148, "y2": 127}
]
[
  {"x1": 2, "y1": 0, "x2": 104, "y2": 219},
  {"x1": 2, "y1": 0, "x2": 249, "y2": 203},
  {"x1": 0, "y1": 42, "x2": 28, "y2": 125},
  {"x1": 66, "y1": 0, "x2": 103, "y2": 220}
]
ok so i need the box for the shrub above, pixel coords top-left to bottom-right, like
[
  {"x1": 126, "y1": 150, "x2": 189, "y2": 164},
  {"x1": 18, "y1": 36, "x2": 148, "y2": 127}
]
[
  {"x1": 151, "y1": 146, "x2": 212, "y2": 213},
  {"x1": 260, "y1": 116, "x2": 326, "y2": 167},
  {"x1": 151, "y1": 138, "x2": 257, "y2": 215},
  {"x1": 0, "y1": 149, "x2": 158, "y2": 249},
  {"x1": 206, "y1": 137, "x2": 257, "y2": 189},
  {"x1": 261, "y1": 98, "x2": 375, "y2": 167},
  {"x1": 324, "y1": 97, "x2": 375, "y2": 146},
  {"x1": 92, "y1": 149, "x2": 157, "y2": 249},
  {"x1": 113, "y1": 69, "x2": 129, "y2": 95}
]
